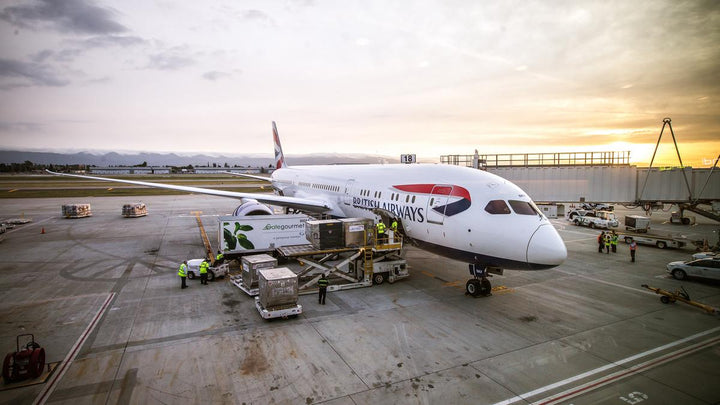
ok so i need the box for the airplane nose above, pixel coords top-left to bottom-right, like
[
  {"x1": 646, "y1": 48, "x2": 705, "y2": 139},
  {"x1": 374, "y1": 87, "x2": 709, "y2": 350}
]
[{"x1": 526, "y1": 224, "x2": 567, "y2": 269}]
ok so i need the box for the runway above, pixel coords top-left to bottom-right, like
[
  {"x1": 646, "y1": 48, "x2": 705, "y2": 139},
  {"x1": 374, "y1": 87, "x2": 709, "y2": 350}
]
[{"x1": 0, "y1": 195, "x2": 718, "y2": 404}]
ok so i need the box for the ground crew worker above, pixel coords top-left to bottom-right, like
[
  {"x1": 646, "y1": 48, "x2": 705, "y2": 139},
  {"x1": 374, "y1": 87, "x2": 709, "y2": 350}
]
[
  {"x1": 611, "y1": 232, "x2": 618, "y2": 253},
  {"x1": 598, "y1": 231, "x2": 605, "y2": 253},
  {"x1": 318, "y1": 273, "x2": 329, "y2": 305},
  {"x1": 630, "y1": 240, "x2": 637, "y2": 262},
  {"x1": 376, "y1": 221, "x2": 386, "y2": 245},
  {"x1": 603, "y1": 233, "x2": 611, "y2": 254},
  {"x1": 215, "y1": 251, "x2": 224, "y2": 266},
  {"x1": 200, "y1": 258, "x2": 209, "y2": 285},
  {"x1": 389, "y1": 219, "x2": 398, "y2": 243},
  {"x1": 178, "y1": 260, "x2": 188, "y2": 289}
]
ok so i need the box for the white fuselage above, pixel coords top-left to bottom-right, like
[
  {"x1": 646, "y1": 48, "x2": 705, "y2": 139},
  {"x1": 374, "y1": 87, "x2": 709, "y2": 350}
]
[{"x1": 271, "y1": 163, "x2": 566, "y2": 270}]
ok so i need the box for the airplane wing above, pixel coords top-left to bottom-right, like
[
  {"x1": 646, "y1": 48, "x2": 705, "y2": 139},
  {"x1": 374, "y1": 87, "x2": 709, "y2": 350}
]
[
  {"x1": 220, "y1": 171, "x2": 272, "y2": 182},
  {"x1": 45, "y1": 170, "x2": 330, "y2": 213}
]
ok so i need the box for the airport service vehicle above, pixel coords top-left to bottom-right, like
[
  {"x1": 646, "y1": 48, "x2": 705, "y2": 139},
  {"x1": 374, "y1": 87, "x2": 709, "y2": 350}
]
[
  {"x1": 2, "y1": 334, "x2": 45, "y2": 383},
  {"x1": 670, "y1": 211, "x2": 695, "y2": 225},
  {"x1": 666, "y1": 258, "x2": 720, "y2": 281},
  {"x1": 579, "y1": 202, "x2": 613, "y2": 211},
  {"x1": 692, "y1": 252, "x2": 719, "y2": 260},
  {"x1": 624, "y1": 215, "x2": 651, "y2": 232},
  {"x1": 218, "y1": 214, "x2": 309, "y2": 256},
  {"x1": 48, "y1": 122, "x2": 567, "y2": 296},
  {"x1": 620, "y1": 232, "x2": 688, "y2": 249},
  {"x1": 185, "y1": 259, "x2": 229, "y2": 281},
  {"x1": 572, "y1": 211, "x2": 618, "y2": 229}
]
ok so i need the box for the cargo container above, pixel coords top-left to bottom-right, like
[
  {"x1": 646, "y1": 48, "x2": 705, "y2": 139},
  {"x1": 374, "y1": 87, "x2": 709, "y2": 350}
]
[
  {"x1": 256, "y1": 267, "x2": 302, "y2": 319},
  {"x1": 62, "y1": 204, "x2": 92, "y2": 218},
  {"x1": 624, "y1": 215, "x2": 651, "y2": 233},
  {"x1": 305, "y1": 219, "x2": 344, "y2": 250},
  {"x1": 218, "y1": 214, "x2": 309, "y2": 255},
  {"x1": 239, "y1": 253, "x2": 277, "y2": 292},
  {"x1": 122, "y1": 203, "x2": 147, "y2": 218},
  {"x1": 339, "y1": 218, "x2": 374, "y2": 247}
]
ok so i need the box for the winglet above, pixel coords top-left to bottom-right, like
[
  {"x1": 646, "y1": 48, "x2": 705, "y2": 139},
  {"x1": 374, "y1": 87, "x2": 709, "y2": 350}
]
[{"x1": 272, "y1": 121, "x2": 286, "y2": 169}]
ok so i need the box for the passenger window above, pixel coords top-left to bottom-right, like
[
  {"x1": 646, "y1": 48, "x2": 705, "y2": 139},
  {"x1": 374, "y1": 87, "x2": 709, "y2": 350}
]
[
  {"x1": 412, "y1": 196, "x2": 416, "y2": 203},
  {"x1": 484, "y1": 200, "x2": 511, "y2": 215},
  {"x1": 509, "y1": 200, "x2": 538, "y2": 215}
]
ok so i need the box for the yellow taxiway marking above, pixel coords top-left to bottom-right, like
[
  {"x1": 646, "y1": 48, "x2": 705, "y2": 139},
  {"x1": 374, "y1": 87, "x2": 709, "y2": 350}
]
[
  {"x1": 420, "y1": 270, "x2": 513, "y2": 294},
  {"x1": 107, "y1": 187, "x2": 113, "y2": 191},
  {"x1": 8, "y1": 189, "x2": 17, "y2": 192},
  {"x1": 491, "y1": 285, "x2": 514, "y2": 295}
]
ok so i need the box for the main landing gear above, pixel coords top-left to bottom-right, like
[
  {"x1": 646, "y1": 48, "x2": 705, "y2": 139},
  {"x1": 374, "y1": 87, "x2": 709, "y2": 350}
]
[{"x1": 466, "y1": 264, "x2": 492, "y2": 297}]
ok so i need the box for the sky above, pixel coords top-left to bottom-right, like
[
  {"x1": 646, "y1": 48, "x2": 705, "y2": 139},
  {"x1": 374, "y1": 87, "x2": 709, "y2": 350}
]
[{"x1": 0, "y1": 0, "x2": 719, "y2": 167}]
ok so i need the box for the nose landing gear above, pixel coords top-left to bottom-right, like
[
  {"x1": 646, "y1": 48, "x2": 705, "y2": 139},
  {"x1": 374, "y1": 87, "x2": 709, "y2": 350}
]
[{"x1": 466, "y1": 264, "x2": 492, "y2": 297}]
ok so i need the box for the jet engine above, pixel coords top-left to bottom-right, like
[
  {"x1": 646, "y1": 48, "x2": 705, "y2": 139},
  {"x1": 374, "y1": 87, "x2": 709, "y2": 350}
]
[{"x1": 233, "y1": 199, "x2": 273, "y2": 216}]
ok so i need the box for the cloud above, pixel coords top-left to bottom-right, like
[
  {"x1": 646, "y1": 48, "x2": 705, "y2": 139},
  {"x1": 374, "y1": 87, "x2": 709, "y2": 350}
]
[
  {"x1": 146, "y1": 47, "x2": 196, "y2": 71},
  {"x1": 0, "y1": 58, "x2": 69, "y2": 88},
  {"x1": 0, "y1": 121, "x2": 42, "y2": 133},
  {"x1": 81, "y1": 35, "x2": 146, "y2": 48},
  {"x1": 202, "y1": 71, "x2": 231, "y2": 81},
  {"x1": 0, "y1": 0, "x2": 127, "y2": 34},
  {"x1": 242, "y1": 9, "x2": 273, "y2": 25}
]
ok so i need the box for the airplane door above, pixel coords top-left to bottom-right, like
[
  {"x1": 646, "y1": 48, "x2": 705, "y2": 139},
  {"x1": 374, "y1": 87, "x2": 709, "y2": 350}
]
[
  {"x1": 344, "y1": 179, "x2": 355, "y2": 206},
  {"x1": 426, "y1": 185, "x2": 453, "y2": 224}
]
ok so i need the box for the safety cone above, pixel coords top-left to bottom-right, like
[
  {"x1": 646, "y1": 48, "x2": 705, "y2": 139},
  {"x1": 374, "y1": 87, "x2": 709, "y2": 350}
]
[{"x1": 41, "y1": 227, "x2": 45, "y2": 234}]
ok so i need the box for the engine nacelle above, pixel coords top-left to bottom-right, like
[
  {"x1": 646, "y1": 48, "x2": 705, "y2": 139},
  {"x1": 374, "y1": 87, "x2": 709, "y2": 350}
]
[{"x1": 233, "y1": 199, "x2": 273, "y2": 216}]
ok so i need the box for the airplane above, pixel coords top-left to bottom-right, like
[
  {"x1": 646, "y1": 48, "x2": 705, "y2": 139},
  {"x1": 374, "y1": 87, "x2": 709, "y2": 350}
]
[{"x1": 47, "y1": 121, "x2": 567, "y2": 296}]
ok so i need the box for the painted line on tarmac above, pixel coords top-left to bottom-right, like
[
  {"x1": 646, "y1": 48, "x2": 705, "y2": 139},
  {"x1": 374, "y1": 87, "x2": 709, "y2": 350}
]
[
  {"x1": 532, "y1": 335, "x2": 720, "y2": 405},
  {"x1": 33, "y1": 292, "x2": 116, "y2": 405},
  {"x1": 562, "y1": 237, "x2": 597, "y2": 243},
  {"x1": 557, "y1": 229, "x2": 597, "y2": 237},
  {"x1": 556, "y1": 270, "x2": 657, "y2": 296},
  {"x1": 490, "y1": 326, "x2": 720, "y2": 405},
  {"x1": 5, "y1": 216, "x2": 54, "y2": 234}
]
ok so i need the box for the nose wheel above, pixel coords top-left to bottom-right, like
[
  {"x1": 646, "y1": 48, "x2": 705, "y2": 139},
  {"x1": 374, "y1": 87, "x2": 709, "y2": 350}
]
[{"x1": 466, "y1": 265, "x2": 492, "y2": 297}]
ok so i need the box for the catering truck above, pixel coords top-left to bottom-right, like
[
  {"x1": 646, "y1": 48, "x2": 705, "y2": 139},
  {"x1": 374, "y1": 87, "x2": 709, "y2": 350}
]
[{"x1": 218, "y1": 214, "x2": 310, "y2": 257}]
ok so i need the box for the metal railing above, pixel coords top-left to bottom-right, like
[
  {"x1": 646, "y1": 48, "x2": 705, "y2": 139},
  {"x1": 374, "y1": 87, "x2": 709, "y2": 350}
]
[{"x1": 441, "y1": 151, "x2": 631, "y2": 168}]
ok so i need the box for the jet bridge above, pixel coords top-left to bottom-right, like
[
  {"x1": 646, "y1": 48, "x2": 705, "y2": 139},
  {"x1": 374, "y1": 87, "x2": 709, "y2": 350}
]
[{"x1": 441, "y1": 119, "x2": 720, "y2": 222}]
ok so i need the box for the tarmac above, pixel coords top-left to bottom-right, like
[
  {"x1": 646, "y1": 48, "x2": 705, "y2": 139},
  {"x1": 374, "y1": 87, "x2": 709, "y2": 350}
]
[{"x1": 0, "y1": 195, "x2": 719, "y2": 405}]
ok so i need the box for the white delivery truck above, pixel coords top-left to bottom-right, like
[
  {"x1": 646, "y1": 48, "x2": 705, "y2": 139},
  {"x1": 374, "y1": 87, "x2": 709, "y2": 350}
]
[
  {"x1": 218, "y1": 214, "x2": 310, "y2": 256},
  {"x1": 572, "y1": 211, "x2": 619, "y2": 229}
]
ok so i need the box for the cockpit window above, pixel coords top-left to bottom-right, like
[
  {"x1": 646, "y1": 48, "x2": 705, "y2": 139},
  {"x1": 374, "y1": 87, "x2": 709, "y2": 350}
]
[
  {"x1": 509, "y1": 200, "x2": 539, "y2": 215},
  {"x1": 484, "y1": 200, "x2": 511, "y2": 214}
]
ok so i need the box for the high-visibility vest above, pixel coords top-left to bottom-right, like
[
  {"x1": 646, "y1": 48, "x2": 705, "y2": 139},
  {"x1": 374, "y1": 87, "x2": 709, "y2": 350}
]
[
  {"x1": 178, "y1": 263, "x2": 187, "y2": 277},
  {"x1": 390, "y1": 220, "x2": 398, "y2": 231},
  {"x1": 216, "y1": 253, "x2": 224, "y2": 261},
  {"x1": 376, "y1": 223, "x2": 386, "y2": 234},
  {"x1": 199, "y1": 261, "x2": 208, "y2": 274},
  {"x1": 318, "y1": 277, "x2": 329, "y2": 288},
  {"x1": 611, "y1": 235, "x2": 618, "y2": 245}
]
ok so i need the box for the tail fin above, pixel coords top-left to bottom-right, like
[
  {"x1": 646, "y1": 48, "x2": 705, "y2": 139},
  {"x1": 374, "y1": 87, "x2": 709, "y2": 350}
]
[{"x1": 272, "y1": 121, "x2": 286, "y2": 169}]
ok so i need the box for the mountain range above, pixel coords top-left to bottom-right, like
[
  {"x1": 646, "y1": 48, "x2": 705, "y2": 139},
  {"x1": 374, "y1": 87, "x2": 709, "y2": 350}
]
[{"x1": 0, "y1": 150, "x2": 410, "y2": 167}]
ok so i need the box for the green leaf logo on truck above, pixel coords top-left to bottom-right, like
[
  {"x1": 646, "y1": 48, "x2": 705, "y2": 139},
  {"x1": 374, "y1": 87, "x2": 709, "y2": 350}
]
[{"x1": 224, "y1": 222, "x2": 255, "y2": 251}]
